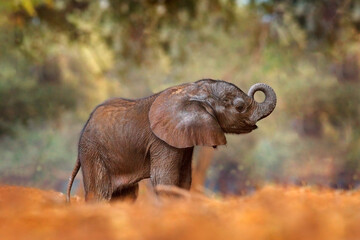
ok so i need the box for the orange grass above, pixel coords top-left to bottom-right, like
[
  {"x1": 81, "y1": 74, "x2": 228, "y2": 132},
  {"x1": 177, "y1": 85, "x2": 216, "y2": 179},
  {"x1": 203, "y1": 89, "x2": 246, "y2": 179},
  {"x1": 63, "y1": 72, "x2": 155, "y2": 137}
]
[{"x1": 0, "y1": 185, "x2": 359, "y2": 240}]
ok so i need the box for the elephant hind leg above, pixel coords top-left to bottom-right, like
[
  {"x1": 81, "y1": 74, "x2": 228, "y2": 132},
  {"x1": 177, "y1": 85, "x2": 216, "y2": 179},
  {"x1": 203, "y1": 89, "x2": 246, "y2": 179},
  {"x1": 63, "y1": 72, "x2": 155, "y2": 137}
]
[
  {"x1": 81, "y1": 154, "x2": 112, "y2": 202},
  {"x1": 111, "y1": 184, "x2": 139, "y2": 202}
]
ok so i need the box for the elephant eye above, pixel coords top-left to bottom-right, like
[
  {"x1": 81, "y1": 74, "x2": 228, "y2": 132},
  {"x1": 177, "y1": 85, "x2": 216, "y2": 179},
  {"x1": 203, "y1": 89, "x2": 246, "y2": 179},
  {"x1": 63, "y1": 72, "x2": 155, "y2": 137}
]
[{"x1": 233, "y1": 98, "x2": 245, "y2": 112}]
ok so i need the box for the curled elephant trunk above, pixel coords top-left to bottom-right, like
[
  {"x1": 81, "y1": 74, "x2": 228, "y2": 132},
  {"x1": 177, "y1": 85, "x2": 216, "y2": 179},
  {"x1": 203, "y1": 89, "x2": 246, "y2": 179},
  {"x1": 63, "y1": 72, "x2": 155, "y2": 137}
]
[{"x1": 248, "y1": 83, "x2": 277, "y2": 122}]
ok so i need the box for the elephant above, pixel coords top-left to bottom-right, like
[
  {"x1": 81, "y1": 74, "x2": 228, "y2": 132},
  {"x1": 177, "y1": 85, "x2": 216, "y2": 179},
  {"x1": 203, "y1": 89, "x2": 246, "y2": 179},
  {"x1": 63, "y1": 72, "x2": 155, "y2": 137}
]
[{"x1": 66, "y1": 79, "x2": 276, "y2": 202}]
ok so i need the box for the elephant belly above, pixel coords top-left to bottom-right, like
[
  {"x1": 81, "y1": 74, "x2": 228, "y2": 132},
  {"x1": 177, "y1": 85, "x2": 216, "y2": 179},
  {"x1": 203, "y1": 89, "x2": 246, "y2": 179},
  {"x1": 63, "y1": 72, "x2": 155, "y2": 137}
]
[
  {"x1": 96, "y1": 121, "x2": 151, "y2": 185},
  {"x1": 107, "y1": 147, "x2": 151, "y2": 186}
]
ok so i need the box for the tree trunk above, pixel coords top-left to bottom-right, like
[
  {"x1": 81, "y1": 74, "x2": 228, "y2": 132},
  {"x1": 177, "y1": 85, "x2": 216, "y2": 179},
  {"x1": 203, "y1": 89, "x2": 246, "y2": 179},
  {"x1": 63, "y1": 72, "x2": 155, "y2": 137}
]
[{"x1": 191, "y1": 147, "x2": 215, "y2": 193}]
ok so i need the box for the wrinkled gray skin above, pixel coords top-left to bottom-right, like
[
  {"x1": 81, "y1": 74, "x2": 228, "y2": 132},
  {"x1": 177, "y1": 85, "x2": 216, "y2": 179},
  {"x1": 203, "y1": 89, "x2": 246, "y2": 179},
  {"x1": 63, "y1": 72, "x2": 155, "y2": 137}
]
[{"x1": 67, "y1": 79, "x2": 276, "y2": 202}]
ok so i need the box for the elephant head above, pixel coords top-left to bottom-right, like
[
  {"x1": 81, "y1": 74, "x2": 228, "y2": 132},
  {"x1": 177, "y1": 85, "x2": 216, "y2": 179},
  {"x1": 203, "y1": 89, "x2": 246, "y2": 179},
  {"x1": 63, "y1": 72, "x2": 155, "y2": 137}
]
[{"x1": 149, "y1": 79, "x2": 276, "y2": 148}]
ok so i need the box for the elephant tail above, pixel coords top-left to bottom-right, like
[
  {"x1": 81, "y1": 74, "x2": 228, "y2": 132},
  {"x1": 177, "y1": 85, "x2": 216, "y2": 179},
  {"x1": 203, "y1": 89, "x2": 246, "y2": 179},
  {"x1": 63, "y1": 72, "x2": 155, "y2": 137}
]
[{"x1": 66, "y1": 157, "x2": 81, "y2": 203}]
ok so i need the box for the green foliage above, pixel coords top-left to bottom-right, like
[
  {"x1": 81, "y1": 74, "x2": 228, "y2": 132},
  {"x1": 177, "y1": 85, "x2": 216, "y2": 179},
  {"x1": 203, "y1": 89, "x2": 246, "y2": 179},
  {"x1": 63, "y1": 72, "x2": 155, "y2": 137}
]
[
  {"x1": 0, "y1": 83, "x2": 76, "y2": 135},
  {"x1": 0, "y1": 118, "x2": 79, "y2": 189}
]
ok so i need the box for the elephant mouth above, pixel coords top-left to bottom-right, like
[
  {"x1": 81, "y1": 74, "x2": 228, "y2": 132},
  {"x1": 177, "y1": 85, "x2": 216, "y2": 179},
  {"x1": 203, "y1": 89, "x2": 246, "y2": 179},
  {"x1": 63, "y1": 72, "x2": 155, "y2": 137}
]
[
  {"x1": 224, "y1": 124, "x2": 258, "y2": 134},
  {"x1": 241, "y1": 124, "x2": 258, "y2": 133}
]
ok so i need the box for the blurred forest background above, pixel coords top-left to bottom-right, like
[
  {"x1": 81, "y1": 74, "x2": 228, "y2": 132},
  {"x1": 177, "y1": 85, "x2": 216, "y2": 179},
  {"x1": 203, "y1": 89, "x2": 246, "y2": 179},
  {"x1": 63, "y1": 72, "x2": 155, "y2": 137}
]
[{"x1": 0, "y1": 0, "x2": 359, "y2": 196}]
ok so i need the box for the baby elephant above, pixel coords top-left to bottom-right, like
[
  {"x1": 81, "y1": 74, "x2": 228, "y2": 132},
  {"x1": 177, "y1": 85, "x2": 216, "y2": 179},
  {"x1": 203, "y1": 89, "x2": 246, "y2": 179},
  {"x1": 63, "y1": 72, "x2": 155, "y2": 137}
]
[{"x1": 67, "y1": 79, "x2": 276, "y2": 202}]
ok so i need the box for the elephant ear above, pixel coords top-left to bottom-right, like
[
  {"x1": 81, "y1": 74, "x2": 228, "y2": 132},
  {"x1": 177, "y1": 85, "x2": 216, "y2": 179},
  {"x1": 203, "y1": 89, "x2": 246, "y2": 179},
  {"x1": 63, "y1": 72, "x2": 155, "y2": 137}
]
[{"x1": 149, "y1": 85, "x2": 226, "y2": 148}]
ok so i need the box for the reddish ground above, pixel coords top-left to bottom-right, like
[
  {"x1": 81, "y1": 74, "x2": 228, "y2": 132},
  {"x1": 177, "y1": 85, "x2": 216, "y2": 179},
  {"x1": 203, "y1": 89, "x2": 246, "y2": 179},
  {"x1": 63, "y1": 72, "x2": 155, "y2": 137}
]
[{"x1": 0, "y1": 185, "x2": 359, "y2": 240}]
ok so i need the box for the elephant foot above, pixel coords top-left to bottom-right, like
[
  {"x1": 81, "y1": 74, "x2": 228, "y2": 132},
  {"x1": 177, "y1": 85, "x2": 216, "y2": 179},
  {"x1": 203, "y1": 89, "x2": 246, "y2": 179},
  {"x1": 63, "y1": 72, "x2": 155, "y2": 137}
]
[
  {"x1": 154, "y1": 184, "x2": 191, "y2": 199},
  {"x1": 111, "y1": 184, "x2": 139, "y2": 202}
]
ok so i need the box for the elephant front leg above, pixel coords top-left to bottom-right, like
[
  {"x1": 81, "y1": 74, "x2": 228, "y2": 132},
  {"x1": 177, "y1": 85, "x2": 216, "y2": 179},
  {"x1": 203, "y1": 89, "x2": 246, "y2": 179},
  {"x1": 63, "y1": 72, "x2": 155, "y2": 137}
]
[
  {"x1": 178, "y1": 147, "x2": 194, "y2": 190},
  {"x1": 150, "y1": 145, "x2": 184, "y2": 188}
]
